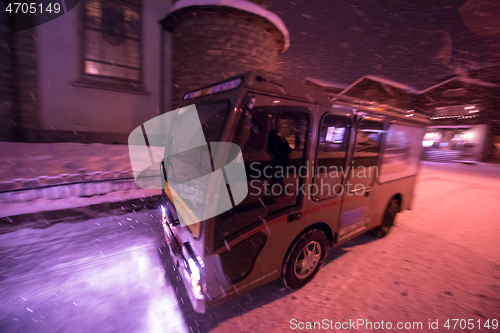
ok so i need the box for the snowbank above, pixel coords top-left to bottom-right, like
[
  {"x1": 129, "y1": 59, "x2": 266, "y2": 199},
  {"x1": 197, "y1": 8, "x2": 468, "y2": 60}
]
[
  {"x1": 0, "y1": 187, "x2": 160, "y2": 218},
  {"x1": 0, "y1": 141, "x2": 161, "y2": 218},
  {"x1": 0, "y1": 142, "x2": 132, "y2": 183}
]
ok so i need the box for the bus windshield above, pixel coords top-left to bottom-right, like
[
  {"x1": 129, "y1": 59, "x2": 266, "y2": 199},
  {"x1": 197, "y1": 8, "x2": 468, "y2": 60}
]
[
  {"x1": 128, "y1": 100, "x2": 231, "y2": 238},
  {"x1": 165, "y1": 100, "x2": 231, "y2": 238}
]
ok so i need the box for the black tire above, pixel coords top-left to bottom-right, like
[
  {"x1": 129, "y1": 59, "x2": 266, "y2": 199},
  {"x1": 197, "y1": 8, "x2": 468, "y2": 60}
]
[
  {"x1": 372, "y1": 198, "x2": 400, "y2": 238},
  {"x1": 282, "y1": 229, "x2": 328, "y2": 290}
]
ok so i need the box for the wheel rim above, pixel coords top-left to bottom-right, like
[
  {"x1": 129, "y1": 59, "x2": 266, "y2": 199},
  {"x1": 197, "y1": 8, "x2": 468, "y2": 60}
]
[{"x1": 294, "y1": 240, "x2": 322, "y2": 279}]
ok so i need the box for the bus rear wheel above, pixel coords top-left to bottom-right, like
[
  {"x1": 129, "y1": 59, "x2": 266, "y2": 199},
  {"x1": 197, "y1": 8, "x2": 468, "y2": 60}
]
[
  {"x1": 282, "y1": 229, "x2": 327, "y2": 290},
  {"x1": 372, "y1": 198, "x2": 400, "y2": 238}
]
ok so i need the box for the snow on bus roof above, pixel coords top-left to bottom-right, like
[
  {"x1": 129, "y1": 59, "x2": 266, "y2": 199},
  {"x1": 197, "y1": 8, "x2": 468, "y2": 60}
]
[
  {"x1": 304, "y1": 77, "x2": 349, "y2": 90},
  {"x1": 167, "y1": 0, "x2": 290, "y2": 53}
]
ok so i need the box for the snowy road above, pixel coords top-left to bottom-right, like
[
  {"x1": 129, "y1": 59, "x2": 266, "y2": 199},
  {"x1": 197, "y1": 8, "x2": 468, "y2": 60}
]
[
  {"x1": 0, "y1": 210, "x2": 191, "y2": 333},
  {"x1": 206, "y1": 162, "x2": 500, "y2": 332},
  {"x1": 0, "y1": 162, "x2": 499, "y2": 332}
]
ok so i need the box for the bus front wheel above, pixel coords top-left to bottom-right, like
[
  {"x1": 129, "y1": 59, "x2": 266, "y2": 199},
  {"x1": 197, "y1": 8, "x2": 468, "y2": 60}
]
[{"x1": 282, "y1": 229, "x2": 327, "y2": 290}]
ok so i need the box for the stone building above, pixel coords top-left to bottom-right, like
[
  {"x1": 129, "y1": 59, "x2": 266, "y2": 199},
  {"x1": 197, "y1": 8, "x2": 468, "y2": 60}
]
[
  {"x1": 0, "y1": 0, "x2": 288, "y2": 144},
  {"x1": 1, "y1": 0, "x2": 171, "y2": 144},
  {"x1": 162, "y1": 0, "x2": 289, "y2": 106}
]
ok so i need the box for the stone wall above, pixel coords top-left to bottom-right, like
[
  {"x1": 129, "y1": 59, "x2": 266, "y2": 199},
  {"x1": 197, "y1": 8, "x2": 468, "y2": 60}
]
[
  {"x1": 0, "y1": 9, "x2": 16, "y2": 141},
  {"x1": 12, "y1": 29, "x2": 41, "y2": 142},
  {"x1": 0, "y1": 10, "x2": 41, "y2": 142},
  {"x1": 166, "y1": 7, "x2": 285, "y2": 106}
]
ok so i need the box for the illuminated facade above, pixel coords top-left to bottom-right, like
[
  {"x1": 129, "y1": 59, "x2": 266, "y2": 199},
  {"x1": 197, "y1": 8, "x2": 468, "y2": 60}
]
[{"x1": 418, "y1": 65, "x2": 500, "y2": 163}]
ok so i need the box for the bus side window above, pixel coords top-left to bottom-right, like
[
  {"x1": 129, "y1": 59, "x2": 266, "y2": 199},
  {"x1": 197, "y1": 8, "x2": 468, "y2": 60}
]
[
  {"x1": 314, "y1": 115, "x2": 351, "y2": 200},
  {"x1": 379, "y1": 124, "x2": 423, "y2": 183},
  {"x1": 350, "y1": 119, "x2": 384, "y2": 189}
]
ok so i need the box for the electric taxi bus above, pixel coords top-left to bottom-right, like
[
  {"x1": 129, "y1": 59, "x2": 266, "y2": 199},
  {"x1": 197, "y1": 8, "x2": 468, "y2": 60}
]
[{"x1": 132, "y1": 71, "x2": 428, "y2": 313}]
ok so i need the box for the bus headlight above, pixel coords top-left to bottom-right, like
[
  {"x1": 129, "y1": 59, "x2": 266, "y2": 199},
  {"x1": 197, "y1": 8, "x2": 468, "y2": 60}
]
[
  {"x1": 187, "y1": 258, "x2": 204, "y2": 300},
  {"x1": 161, "y1": 205, "x2": 167, "y2": 224}
]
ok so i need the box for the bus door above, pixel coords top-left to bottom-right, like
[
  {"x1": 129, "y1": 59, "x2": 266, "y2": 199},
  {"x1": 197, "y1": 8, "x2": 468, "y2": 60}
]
[
  {"x1": 212, "y1": 94, "x2": 315, "y2": 283},
  {"x1": 311, "y1": 112, "x2": 352, "y2": 236},
  {"x1": 338, "y1": 116, "x2": 384, "y2": 239}
]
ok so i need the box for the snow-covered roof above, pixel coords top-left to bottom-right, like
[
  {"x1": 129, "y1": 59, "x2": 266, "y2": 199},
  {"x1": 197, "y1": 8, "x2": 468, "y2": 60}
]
[
  {"x1": 363, "y1": 75, "x2": 420, "y2": 94},
  {"x1": 455, "y1": 62, "x2": 500, "y2": 72},
  {"x1": 419, "y1": 76, "x2": 498, "y2": 94},
  {"x1": 419, "y1": 77, "x2": 456, "y2": 94},
  {"x1": 338, "y1": 75, "x2": 420, "y2": 97},
  {"x1": 304, "y1": 77, "x2": 348, "y2": 90},
  {"x1": 456, "y1": 77, "x2": 498, "y2": 88},
  {"x1": 166, "y1": 0, "x2": 290, "y2": 53}
]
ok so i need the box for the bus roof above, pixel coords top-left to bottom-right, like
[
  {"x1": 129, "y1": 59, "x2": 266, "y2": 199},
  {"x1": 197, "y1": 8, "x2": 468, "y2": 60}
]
[{"x1": 182, "y1": 70, "x2": 430, "y2": 125}]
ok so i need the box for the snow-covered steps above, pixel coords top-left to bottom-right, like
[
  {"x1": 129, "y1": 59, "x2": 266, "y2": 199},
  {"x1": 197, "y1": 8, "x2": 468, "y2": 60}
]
[{"x1": 423, "y1": 150, "x2": 462, "y2": 163}]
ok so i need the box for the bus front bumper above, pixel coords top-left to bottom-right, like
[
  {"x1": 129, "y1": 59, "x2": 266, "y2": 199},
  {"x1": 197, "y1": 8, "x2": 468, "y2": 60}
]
[{"x1": 161, "y1": 218, "x2": 206, "y2": 313}]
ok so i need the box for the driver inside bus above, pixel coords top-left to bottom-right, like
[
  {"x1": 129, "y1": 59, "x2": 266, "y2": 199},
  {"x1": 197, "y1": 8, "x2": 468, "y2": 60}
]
[{"x1": 267, "y1": 117, "x2": 291, "y2": 189}]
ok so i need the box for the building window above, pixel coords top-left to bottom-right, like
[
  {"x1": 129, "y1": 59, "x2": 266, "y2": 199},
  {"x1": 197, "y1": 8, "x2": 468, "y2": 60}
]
[{"x1": 82, "y1": 0, "x2": 142, "y2": 88}]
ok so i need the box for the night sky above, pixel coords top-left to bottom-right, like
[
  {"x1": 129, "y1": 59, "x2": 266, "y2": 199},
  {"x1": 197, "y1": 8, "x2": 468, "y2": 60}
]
[{"x1": 272, "y1": 0, "x2": 500, "y2": 90}]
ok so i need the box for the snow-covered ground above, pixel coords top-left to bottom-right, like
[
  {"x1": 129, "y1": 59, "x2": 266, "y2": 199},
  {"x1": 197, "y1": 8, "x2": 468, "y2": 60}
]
[
  {"x1": 0, "y1": 142, "x2": 160, "y2": 218},
  {"x1": 202, "y1": 161, "x2": 500, "y2": 332},
  {"x1": 0, "y1": 211, "x2": 190, "y2": 333},
  {"x1": 0, "y1": 157, "x2": 499, "y2": 332}
]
